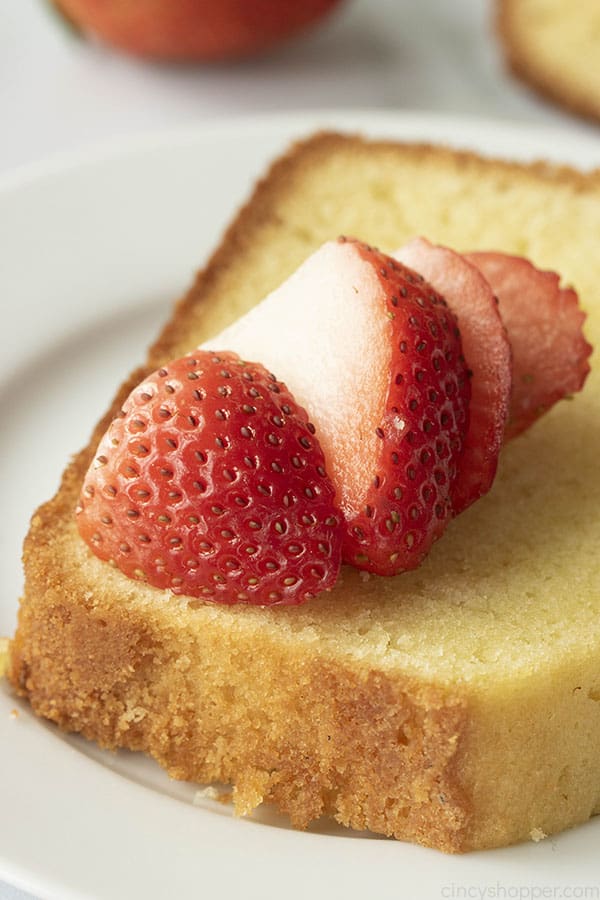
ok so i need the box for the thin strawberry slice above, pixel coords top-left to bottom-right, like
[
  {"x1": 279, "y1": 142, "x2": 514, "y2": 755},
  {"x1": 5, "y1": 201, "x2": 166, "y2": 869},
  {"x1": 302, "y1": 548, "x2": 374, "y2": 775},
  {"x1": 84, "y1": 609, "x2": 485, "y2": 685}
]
[
  {"x1": 467, "y1": 252, "x2": 592, "y2": 439},
  {"x1": 395, "y1": 238, "x2": 511, "y2": 514},
  {"x1": 206, "y1": 238, "x2": 470, "y2": 575},
  {"x1": 77, "y1": 350, "x2": 343, "y2": 606}
]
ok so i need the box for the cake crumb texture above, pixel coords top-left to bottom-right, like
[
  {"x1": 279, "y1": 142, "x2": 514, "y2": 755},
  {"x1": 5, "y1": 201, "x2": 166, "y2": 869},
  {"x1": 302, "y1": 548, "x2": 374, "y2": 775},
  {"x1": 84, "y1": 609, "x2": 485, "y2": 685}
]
[
  {"x1": 530, "y1": 827, "x2": 547, "y2": 842},
  {"x1": 8, "y1": 132, "x2": 600, "y2": 851}
]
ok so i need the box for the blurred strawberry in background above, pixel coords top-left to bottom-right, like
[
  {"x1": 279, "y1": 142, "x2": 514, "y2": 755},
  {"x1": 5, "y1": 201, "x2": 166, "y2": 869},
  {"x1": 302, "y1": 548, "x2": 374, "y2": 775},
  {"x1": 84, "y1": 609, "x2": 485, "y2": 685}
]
[{"x1": 49, "y1": 0, "x2": 345, "y2": 61}]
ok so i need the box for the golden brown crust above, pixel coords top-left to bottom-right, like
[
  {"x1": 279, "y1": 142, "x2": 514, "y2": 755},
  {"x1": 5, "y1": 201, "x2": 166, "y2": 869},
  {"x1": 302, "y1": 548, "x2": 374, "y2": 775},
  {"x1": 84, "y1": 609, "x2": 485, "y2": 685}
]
[
  {"x1": 8, "y1": 132, "x2": 600, "y2": 852},
  {"x1": 497, "y1": 0, "x2": 600, "y2": 124},
  {"x1": 10, "y1": 534, "x2": 471, "y2": 851}
]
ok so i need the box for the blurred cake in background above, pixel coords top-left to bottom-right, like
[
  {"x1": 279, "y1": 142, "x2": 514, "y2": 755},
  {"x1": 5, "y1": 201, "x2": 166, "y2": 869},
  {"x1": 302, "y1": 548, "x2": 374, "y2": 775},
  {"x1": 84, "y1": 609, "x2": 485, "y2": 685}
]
[{"x1": 498, "y1": 0, "x2": 600, "y2": 123}]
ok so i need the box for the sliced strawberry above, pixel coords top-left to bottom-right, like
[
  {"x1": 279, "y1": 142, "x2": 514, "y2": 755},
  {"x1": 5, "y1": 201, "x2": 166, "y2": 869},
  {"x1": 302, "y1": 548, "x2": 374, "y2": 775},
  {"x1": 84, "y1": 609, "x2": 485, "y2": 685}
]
[
  {"x1": 395, "y1": 238, "x2": 512, "y2": 514},
  {"x1": 77, "y1": 351, "x2": 343, "y2": 606},
  {"x1": 467, "y1": 252, "x2": 592, "y2": 439},
  {"x1": 207, "y1": 238, "x2": 470, "y2": 575}
]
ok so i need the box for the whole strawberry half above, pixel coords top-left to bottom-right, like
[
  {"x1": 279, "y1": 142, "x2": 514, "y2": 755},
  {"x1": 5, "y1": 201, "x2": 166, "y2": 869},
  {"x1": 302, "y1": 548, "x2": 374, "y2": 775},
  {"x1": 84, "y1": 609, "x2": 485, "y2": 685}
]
[
  {"x1": 76, "y1": 351, "x2": 343, "y2": 605},
  {"x1": 205, "y1": 238, "x2": 471, "y2": 575},
  {"x1": 50, "y1": 0, "x2": 344, "y2": 61}
]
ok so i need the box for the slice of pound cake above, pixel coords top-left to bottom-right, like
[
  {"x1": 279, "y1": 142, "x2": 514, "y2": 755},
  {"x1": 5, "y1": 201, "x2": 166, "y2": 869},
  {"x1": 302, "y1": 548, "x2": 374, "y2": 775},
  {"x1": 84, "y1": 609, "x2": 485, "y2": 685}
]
[{"x1": 8, "y1": 132, "x2": 600, "y2": 852}]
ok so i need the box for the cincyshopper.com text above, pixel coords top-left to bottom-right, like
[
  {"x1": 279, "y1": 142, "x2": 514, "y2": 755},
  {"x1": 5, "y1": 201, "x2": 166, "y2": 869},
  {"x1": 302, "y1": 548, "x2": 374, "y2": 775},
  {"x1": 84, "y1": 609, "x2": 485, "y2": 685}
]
[{"x1": 440, "y1": 884, "x2": 599, "y2": 900}]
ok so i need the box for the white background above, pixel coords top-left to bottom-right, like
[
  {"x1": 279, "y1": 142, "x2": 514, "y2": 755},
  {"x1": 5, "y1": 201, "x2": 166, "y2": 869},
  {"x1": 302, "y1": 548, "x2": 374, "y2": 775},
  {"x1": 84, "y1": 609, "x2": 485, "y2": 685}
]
[{"x1": 2, "y1": 1, "x2": 599, "y2": 897}]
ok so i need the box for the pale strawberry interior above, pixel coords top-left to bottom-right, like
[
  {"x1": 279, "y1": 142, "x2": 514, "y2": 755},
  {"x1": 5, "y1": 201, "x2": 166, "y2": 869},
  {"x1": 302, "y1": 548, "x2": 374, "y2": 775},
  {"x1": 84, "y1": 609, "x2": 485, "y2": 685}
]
[{"x1": 202, "y1": 240, "x2": 391, "y2": 517}]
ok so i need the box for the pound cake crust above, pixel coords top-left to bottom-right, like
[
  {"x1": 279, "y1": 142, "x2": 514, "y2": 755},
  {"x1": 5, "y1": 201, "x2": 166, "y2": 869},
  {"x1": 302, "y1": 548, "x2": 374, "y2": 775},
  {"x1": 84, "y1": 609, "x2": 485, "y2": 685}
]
[{"x1": 9, "y1": 133, "x2": 600, "y2": 852}]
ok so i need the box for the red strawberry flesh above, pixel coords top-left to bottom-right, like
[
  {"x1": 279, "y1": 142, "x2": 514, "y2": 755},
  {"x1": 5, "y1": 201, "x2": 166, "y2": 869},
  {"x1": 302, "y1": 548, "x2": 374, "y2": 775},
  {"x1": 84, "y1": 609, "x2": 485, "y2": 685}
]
[
  {"x1": 395, "y1": 238, "x2": 511, "y2": 514},
  {"x1": 467, "y1": 252, "x2": 592, "y2": 439},
  {"x1": 77, "y1": 351, "x2": 343, "y2": 605},
  {"x1": 206, "y1": 238, "x2": 470, "y2": 575}
]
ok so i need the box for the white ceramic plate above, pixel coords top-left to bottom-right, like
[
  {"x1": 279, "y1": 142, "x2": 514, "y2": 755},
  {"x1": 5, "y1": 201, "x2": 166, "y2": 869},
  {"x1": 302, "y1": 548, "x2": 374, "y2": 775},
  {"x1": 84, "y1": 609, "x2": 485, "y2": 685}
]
[{"x1": 2, "y1": 111, "x2": 600, "y2": 900}]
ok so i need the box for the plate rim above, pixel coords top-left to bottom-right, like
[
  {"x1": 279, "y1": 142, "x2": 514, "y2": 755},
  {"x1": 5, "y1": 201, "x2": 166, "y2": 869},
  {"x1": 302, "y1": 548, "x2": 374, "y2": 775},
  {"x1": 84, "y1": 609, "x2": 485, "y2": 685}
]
[{"x1": 1, "y1": 107, "x2": 600, "y2": 194}]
